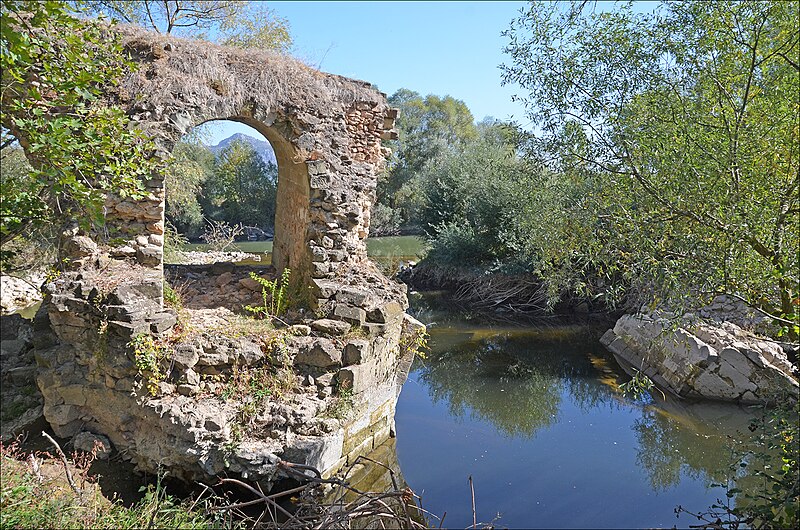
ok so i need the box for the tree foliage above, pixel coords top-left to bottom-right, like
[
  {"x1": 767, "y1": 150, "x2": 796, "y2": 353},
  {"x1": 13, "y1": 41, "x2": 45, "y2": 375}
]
[
  {"x1": 0, "y1": 0, "x2": 158, "y2": 252},
  {"x1": 376, "y1": 89, "x2": 478, "y2": 231},
  {"x1": 164, "y1": 138, "x2": 214, "y2": 234},
  {"x1": 501, "y1": 0, "x2": 799, "y2": 324},
  {"x1": 81, "y1": 0, "x2": 292, "y2": 51},
  {"x1": 204, "y1": 137, "x2": 277, "y2": 229}
]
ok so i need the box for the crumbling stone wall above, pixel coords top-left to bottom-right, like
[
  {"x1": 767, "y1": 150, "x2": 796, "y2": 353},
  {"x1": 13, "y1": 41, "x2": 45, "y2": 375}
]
[
  {"x1": 28, "y1": 25, "x2": 422, "y2": 485},
  {"x1": 98, "y1": 25, "x2": 398, "y2": 295}
]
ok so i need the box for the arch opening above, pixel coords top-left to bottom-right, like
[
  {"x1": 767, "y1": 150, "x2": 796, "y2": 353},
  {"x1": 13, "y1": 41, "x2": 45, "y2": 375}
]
[{"x1": 162, "y1": 116, "x2": 309, "y2": 316}]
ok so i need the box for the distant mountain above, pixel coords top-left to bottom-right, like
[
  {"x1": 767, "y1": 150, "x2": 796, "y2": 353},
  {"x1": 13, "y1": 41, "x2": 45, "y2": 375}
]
[{"x1": 209, "y1": 133, "x2": 277, "y2": 165}]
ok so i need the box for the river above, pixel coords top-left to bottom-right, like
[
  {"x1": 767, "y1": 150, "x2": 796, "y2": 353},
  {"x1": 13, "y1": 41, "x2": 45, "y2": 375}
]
[
  {"x1": 184, "y1": 235, "x2": 770, "y2": 527},
  {"x1": 393, "y1": 291, "x2": 770, "y2": 528},
  {"x1": 16, "y1": 236, "x2": 777, "y2": 526}
]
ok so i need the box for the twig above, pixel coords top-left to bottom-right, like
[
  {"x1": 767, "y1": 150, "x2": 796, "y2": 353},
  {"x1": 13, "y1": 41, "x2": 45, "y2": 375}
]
[
  {"x1": 218, "y1": 477, "x2": 300, "y2": 525},
  {"x1": 469, "y1": 475, "x2": 477, "y2": 529},
  {"x1": 41, "y1": 431, "x2": 80, "y2": 495},
  {"x1": 26, "y1": 453, "x2": 43, "y2": 482}
]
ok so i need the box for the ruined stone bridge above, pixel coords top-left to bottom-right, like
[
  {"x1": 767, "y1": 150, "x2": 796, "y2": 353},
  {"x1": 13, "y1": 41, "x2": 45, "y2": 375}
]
[{"x1": 27, "y1": 26, "x2": 423, "y2": 485}]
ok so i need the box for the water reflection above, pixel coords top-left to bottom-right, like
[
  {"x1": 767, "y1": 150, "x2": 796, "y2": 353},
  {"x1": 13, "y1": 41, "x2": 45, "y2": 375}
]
[
  {"x1": 418, "y1": 327, "x2": 610, "y2": 438},
  {"x1": 396, "y1": 320, "x2": 771, "y2": 528}
]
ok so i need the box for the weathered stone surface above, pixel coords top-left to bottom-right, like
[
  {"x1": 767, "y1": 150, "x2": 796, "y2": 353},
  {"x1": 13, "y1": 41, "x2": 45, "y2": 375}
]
[
  {"x1": 73, "y1": 431, "x2": 113, "y2": 460},
  {"x1": 344, "y1": 339, "x2": 371, "y2": 365},
  {"x1": 0, "y1": 275, "x2": 42, "y2": 315},
  {"x1": 289, "y1": 324, "x2": 311, "y2": 336},
  {"x1": 149, "y1": 312, "x2": 177, "y2": 333},
  {"x1": 172, "y1": 344, "x2": 199, "y2": 370},
  {"x1": 311, "y1": 318, "x2": 351, "y2": 336},
  {"x1": 601, "y1": 312, "x2": 798, "y2": 404},
  {"x1": 367, "y1": 301, "x2": 403, "y2": 324},
  {"x1": 295, "y1": 337, "x2": 342, "y2": 368},
  {"x1": 334, "y1": 304, "x2": 366, "y2": 326},
  {"x1": 338, "y1": 363, "x2": 378, "y2": 395}
]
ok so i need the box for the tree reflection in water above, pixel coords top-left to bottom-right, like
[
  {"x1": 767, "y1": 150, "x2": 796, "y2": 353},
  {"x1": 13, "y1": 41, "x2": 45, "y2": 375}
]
[
  {"x1": 413, "y1": 323, "x2": 771, "y2": 503},
  {"x1": 416, "y1": 326, "x2": 612, "y2": 438}
]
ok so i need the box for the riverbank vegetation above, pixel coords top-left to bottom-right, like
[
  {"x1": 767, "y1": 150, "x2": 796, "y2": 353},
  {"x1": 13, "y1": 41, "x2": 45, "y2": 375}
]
[
  {"x1": 0, "y1": 440, "x2": 216, "y2": 529},
  {"x1": 387, "y1": 1, "x2": 798, "y2": 336}
]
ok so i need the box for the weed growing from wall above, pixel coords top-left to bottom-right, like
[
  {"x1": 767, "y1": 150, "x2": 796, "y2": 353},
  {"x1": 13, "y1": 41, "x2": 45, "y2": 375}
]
[
  {"x1": 130, "y1": 334, "x2": 167, "y2": 396},
  {"x1": 399, "y1": 327, "x2": 429, "y2": 360},
  {"x1": 324, "y1": 379, "x2": 354, "y2": 421},
  {"x1": 244, "y1": 268, "x2": 291, "y2": 321}
]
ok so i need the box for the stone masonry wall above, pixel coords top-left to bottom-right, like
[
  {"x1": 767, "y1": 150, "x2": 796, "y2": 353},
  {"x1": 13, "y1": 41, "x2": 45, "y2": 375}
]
[{"x1": 27, "y1": 25, "x2": 421, "y2": 486}]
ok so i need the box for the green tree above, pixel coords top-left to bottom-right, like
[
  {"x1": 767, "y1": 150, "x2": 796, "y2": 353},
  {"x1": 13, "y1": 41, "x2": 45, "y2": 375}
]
[
  {"x1": 502, "y1": 1, "x2": 799, "y2": 326},
  {"x1": 81, "y1": 0, "x2": 292, "y2": 51},
  {"x1": 379, "y1": 89, "x2": 478, "y2": 229},
  {"x1": 1, "y1": 0, "x2": 158, "y2": 251},
  {"x1": 164, "y1": 138, "x2": 215, "y2": 235},
  {"x1": 204, "y1": 138, "x2": 277, "y2": 229}
]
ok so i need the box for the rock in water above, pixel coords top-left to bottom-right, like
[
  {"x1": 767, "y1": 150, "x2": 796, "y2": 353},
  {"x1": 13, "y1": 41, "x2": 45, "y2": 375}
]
[{"x1": 601, "y1": 312, "x2": 798, "y2": 404}]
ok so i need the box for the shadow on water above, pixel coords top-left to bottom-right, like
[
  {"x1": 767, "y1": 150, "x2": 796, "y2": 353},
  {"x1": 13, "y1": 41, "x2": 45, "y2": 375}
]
[{"x1": 395, "y1": 292, "x2": 774, "y2": 528}]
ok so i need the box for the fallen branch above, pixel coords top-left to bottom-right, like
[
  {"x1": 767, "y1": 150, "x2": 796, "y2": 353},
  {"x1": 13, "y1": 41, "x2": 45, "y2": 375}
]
[{"x1": 41, "y1": 431, "x2": 80, "y2": 495}]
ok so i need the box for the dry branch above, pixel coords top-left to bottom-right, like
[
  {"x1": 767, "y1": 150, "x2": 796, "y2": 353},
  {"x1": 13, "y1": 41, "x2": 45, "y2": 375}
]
[{"x1": 41, "y1": 431, "x2": 80, "y2": 495}]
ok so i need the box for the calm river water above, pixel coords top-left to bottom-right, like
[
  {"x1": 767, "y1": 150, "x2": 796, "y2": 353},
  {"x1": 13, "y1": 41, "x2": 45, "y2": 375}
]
[
  {"x1": 57, "y1": 235, "x2": 772, "y2": 525},
  {"x1": 393, "y1": 294, "x2": 768, "y2": 529}
]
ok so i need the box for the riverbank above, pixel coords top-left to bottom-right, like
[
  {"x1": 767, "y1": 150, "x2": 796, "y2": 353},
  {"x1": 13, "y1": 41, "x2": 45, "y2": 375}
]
[{"x1": 399, "y1": 260, "x2": 620, "y2": 321}]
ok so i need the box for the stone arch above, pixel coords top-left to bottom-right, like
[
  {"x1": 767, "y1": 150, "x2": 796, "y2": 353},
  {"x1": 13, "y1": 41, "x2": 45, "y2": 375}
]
[
  {"x1": 98, "y1": 25, "x2": 399, "y2": 303},
  {"x1": 21, "y1": 24, "x2": 426, "y2": 483},
  {"x1": 174, "y1": 115, "x2": 310, "y2": 278}
]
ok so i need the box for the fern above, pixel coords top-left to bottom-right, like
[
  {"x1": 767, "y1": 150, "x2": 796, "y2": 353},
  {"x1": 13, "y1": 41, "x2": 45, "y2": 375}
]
[{"x1": 244, "y1": 268, "x2": 291, "y2": 320}]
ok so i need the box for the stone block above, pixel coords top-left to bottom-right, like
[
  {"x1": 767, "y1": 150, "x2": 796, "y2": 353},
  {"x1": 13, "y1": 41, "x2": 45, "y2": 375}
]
[
  {"x1": 289, "y1": 324, "x2": 311, "y2": 336},
  {"x1": 109, "y1": 282, "x2": 162, "y2": 307},
  {"x1": 311, "y1": 279, "x2": 341, "y2": 299},
  {"x1": 311, "y1": 318, "x2": 351, "y2": 336},
  {"x1": 295, "y1": 337, "x2": 341, "y2": 368},
  {"x1": 177, "y1": 384, "x2": 199, "y2": 396},
  {"x1": 45, "y1": 404, "x2": 81, "y2": 426},
  {"x1": 149, "y1": 312, "x2": 177, "y2": 334},
  {"x1": 367, "y1": 301, "x2": 403, "y2": 324},
  {"x1": 335, "y1": 287, "x2": 369, "y2": 307},
  {"x1": 311, "y1": 247, "x2": 328, "y2": 262},
  {"x1": 236, "y1": 340, "x2": 265, "y2": 365},
  {"x1": 73, "y1": 431, "x2": 112, "y2": 460},
  {"x1": 172, "y1": 344, "x2": 199, "y2": 370},
  {"x1": 215, "y1": 272, "x2": 233, "y2": 287},
  {"x1": 184, "y1": 368, "x2": 200, "y2": 386},
  {"x1": 334, "y1": 304, "x2": 366, "y2": 326},
  {"x1": 108, "y1": 320, "x2": 150, "y2": 340},
  {"x1": 136, "y1": 245, "x2": 162, "y2": 266},
  {"x1": 239, "y1": 277, "x2": 262, "y2": 291},
  {"x1": 343, "y1": 339, "x2": 371, "y2": 365},
  {"x1": 337, "y1": 362, "x2": 378, "y2": 395},
  {"x1": 315, "y1": 372, "x2": 335, "y2": 388}
]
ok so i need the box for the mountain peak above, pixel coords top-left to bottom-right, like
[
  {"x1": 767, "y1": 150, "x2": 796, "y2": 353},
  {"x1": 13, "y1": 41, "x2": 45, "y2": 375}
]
[{"x1": 210, "y1": 133, "x2": 277, "y2": 165}]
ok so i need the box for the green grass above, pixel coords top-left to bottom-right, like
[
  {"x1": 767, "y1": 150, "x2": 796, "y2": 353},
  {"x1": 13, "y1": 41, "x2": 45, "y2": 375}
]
[{"x1": 0, "y1": 445, "x2": 228, "y2": 529}]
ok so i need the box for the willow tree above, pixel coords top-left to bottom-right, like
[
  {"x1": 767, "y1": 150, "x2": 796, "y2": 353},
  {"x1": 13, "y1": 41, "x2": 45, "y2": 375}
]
[{"x1": 502, "y1": 1, "x2": 799, "y2": 329}]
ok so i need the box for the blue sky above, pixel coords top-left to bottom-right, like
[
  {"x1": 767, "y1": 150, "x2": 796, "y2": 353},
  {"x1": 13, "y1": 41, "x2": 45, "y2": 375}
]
[{"x1": 201, "y1": 1, "x2": 530, "y2": 144}]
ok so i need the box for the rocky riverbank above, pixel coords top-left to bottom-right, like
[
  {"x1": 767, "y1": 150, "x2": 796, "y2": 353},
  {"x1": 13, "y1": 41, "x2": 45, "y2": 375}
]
[
  {"x1": 0, "y1": 274, "x2": 44, "y2": 315},
  {"x1": 601, "y1": 296, "x2": 798, "y2": 404}
]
